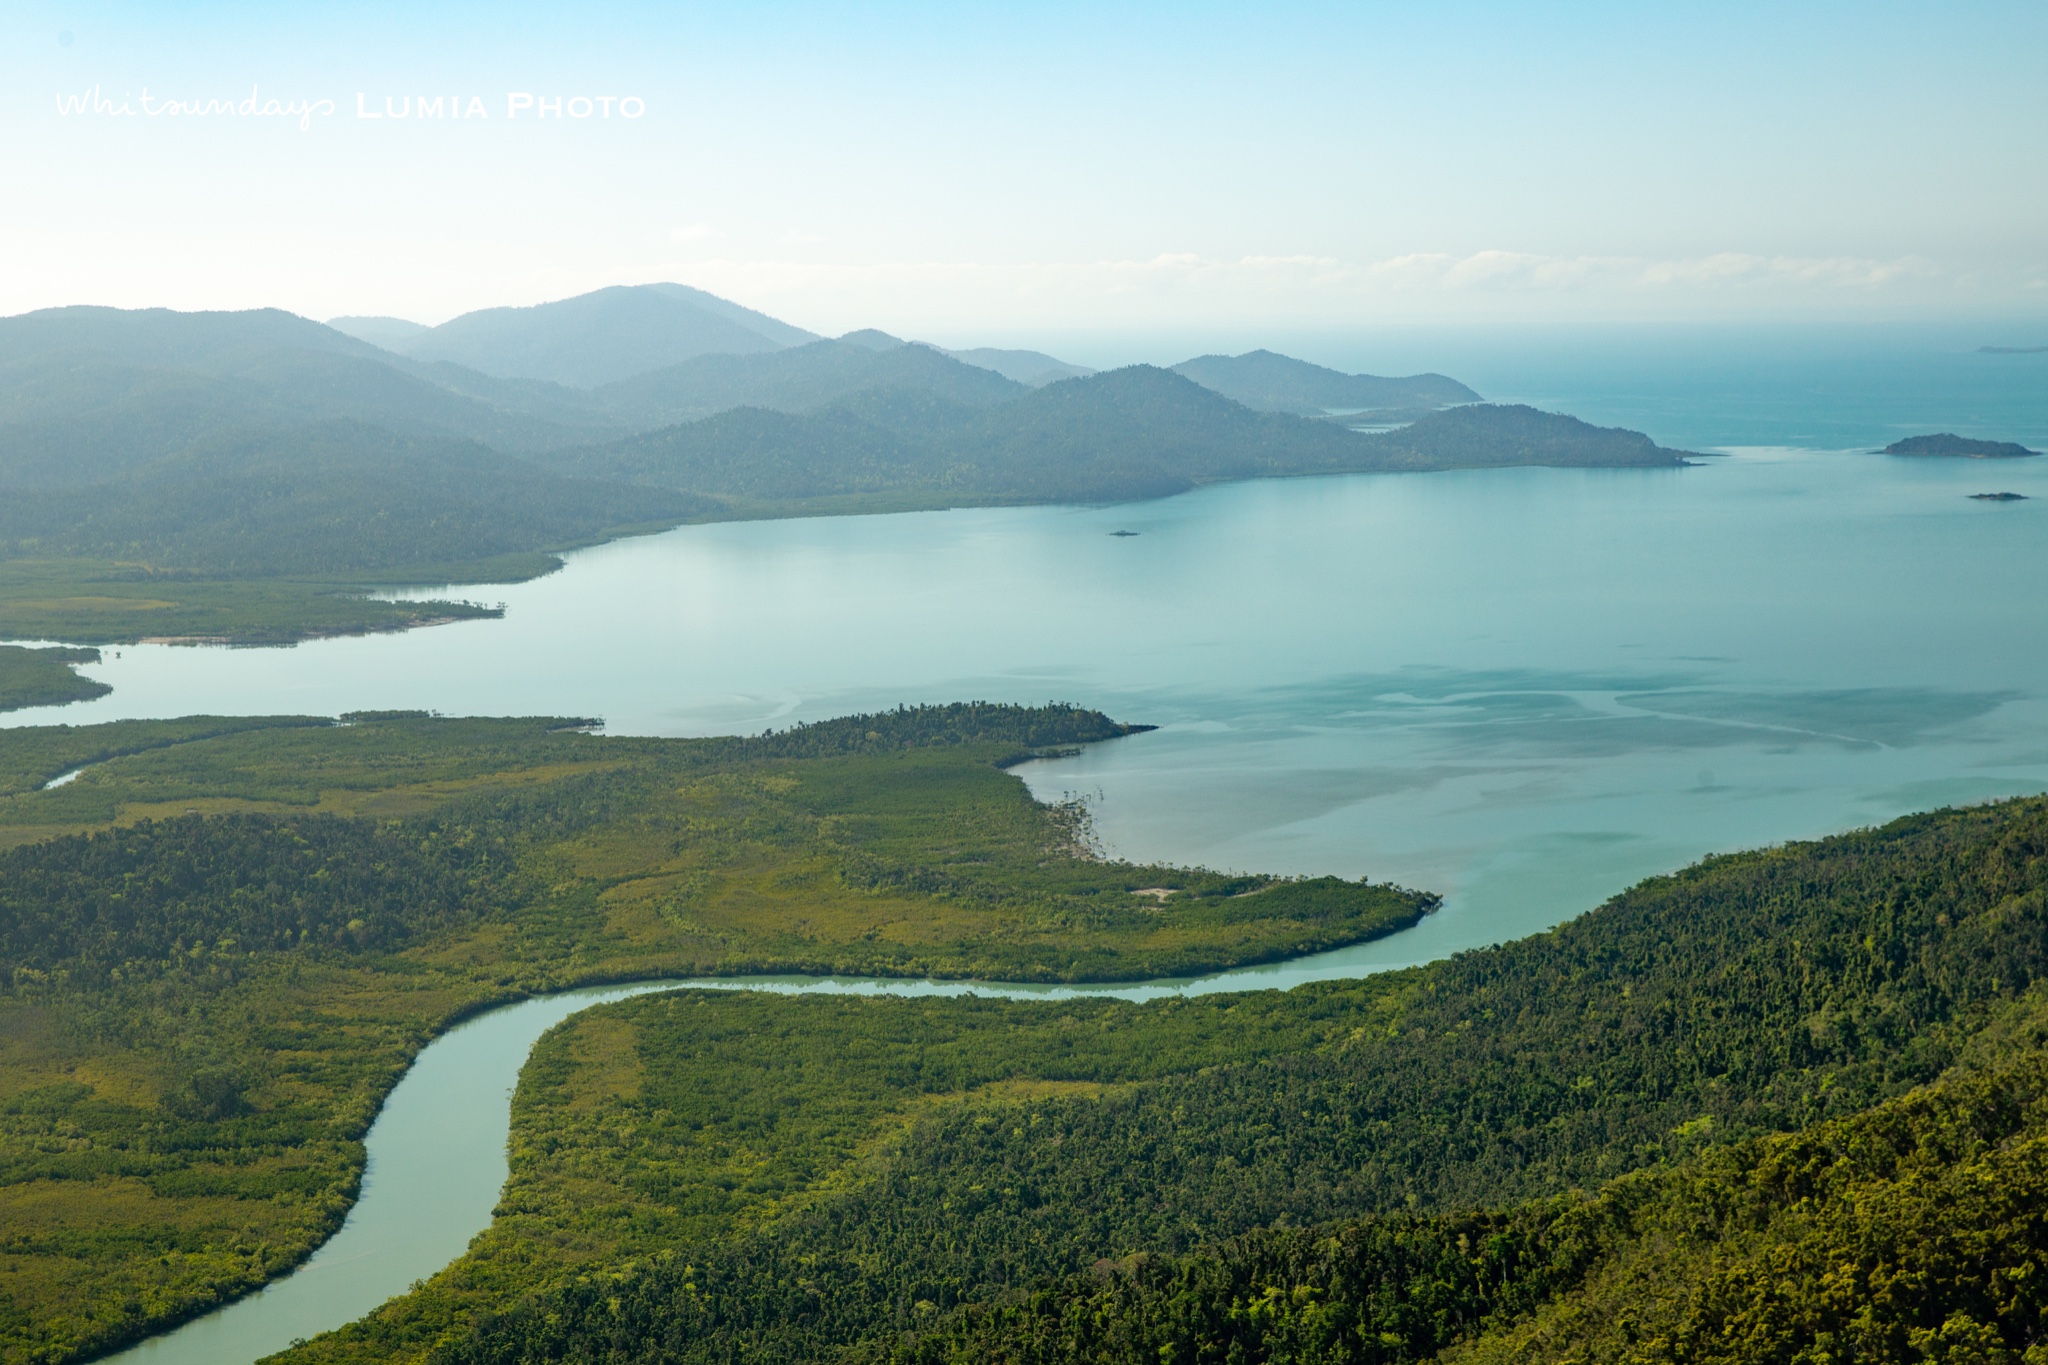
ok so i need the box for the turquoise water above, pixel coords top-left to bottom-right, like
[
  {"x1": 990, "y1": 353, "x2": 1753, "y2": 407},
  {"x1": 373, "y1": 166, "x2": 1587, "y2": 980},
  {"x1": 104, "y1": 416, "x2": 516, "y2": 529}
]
[
  {"x1": 14, "y1": 443, "x2": 2048, "y2": 959},
  {"x1": 52, "y1": 330, "x2": 2048, "y2": 1362},
  {"x1": 100, "y1": 939, "x2": 1498, "y2": 1365}
]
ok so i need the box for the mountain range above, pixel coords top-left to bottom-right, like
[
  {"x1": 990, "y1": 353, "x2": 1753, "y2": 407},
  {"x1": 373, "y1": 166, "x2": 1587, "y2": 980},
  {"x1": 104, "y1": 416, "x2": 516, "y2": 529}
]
[
  {"x1": 330, "y1": 283, "x2": 818, "y2": 387},
  {"x1": 1172, "y1": 348, "x2": 1480, "y2": 415},
  {"x1": 0, "y1": 285, "x2": 1706, "y2": 640}
]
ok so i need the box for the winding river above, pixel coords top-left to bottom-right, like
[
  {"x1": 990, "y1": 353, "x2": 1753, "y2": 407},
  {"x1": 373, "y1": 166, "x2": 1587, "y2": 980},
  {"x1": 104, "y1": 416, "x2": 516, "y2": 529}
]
[
  {"x1": 58, "y1": 338, "x2": 2048, "y2": 1362},
  {"x1": 102, "y1": 938, "x2": 1420, "y2": 1365}
]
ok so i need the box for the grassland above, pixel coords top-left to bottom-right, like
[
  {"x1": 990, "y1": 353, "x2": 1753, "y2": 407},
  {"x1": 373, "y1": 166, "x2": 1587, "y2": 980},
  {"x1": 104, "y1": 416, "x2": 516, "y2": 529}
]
[{"x1": 0, "y1": 705, "x2": 1427, "y2": 1364}]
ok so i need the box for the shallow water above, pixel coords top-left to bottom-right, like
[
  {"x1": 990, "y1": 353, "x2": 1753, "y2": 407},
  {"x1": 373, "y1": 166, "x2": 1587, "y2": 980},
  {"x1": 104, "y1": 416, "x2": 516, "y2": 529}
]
[
  {"x1": 16, "y1": 445, "x2": 2048, "y2": 958},
  {"x1": 51, "y1": 332, "x2": 2048, "y2": 1362}
]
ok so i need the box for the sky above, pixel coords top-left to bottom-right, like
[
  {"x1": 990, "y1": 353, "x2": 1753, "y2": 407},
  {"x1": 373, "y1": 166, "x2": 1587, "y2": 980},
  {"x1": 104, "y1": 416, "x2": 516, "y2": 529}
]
[{"x1": 4, "y1": 1, "x2": 2045, "y2": 343}]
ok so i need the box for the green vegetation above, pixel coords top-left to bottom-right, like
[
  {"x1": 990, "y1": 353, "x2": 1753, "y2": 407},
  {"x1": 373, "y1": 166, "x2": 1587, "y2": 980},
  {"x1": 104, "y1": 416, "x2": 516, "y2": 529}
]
[
  {"x1": 554, "y1": 378, "x2": 1701, "y2": 512},
  {"x1": 593, "y1": 334, "x2": 1027, "y2": 426},
  {"x1": 0, "y1": 559, "x2": 508, "y2": 647},
  {"x1": 266, "y1": 793, "x2": 2048, "y2": 1365},
  {"x1": 0, "y1": 646, "x2": 108, "y2": 713},
  {"x1": 878, "y1": 1022, "x2": 2048, "y2": 1365},
  {"x1": 562, "y1": 366, "x2": 1377, "y2": 507},
  {"x1": 387, "y1": 283, "x2": 817, "y2": 387},
  {"x1": 1883, "y1": 433, "x2": 2041, "y2": 458},
  {"x1": 0, "y1": 421, "x2": 704, "y2": 577},
  {"x1": 6, "y1": 303, "x2": 1705, "y2": 648},
  {"x1": 5, "y1": 705, "x2": 2046, "y2": 1365},
  {"x1": 0, "y1": 705, "x2": 1424, "y2": 1363},
  {"x1": 1170, "y1": 349, "x2": 1479, "y2": 415},
  {"x1": 1351, "y1": 403, "x2": 1703, "y2": 468},
  {"x1": 568, "y1": 368, "x2": 1687, "y2": 512}
]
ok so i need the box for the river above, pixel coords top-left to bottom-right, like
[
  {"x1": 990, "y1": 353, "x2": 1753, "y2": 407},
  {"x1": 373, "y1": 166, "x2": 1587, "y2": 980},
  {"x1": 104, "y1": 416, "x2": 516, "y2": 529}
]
[
  {"x1": 101, "y1": 943, "x2": 1416, "y2": 1365},
  {"x1": 39, "y1": 328, "x2": 2048, "y2": 1361}
]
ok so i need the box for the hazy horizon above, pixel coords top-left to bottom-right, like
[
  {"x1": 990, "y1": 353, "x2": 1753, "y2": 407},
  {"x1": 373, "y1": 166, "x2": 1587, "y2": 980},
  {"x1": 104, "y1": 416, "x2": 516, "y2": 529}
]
[{"x1": 8, "y1": 1, "x2": 2046, "y2": 334}]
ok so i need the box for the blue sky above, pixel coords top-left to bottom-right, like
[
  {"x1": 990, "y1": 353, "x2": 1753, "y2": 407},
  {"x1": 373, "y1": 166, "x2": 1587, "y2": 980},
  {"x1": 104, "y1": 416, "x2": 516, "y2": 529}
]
[{"x1": 5, "y1": 1, "x2": 2044, "y2": 340}]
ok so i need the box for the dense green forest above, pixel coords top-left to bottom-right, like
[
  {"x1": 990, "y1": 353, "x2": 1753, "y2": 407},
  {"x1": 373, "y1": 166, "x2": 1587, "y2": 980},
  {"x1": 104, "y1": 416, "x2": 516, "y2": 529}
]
[
  {"x1": 0, "y1": 705, "x2": 1430, "y2": 1364},
  {"x1": 0, "y1": 301, "x2": 1705, "y2": 644},
  {"x1": 259, "y1": 794, "x2": 2048, "y2": 1365},
  {"x1": 0, "y1": 645, "x2": 108, "y2": 713},
  {"x1": 880, "y1": 1023, "x2": 2048, "y2": 1365},
  {"x1": 2, "y1": 705, "x2": 2044, "y2": 1364}
]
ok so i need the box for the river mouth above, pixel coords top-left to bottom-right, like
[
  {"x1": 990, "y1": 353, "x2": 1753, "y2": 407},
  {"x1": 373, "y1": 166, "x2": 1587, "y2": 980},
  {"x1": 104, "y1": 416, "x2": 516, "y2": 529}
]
[{"x1": 97, "y1": 935, "x2": 1425, "y2": 1365}]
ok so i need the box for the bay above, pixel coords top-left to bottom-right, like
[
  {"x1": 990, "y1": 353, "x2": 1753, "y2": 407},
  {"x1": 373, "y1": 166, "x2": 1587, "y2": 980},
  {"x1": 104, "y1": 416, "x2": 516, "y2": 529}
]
[
  {"x1": 8, "y1": 327, "x2": 2046, "y2": 962},
  {"x1": 13, "y1": 447, "x2": 2047, "y2": 960},
  {"x1": 39, "y1": 326, "x2": 2048, "y2": 1362}
]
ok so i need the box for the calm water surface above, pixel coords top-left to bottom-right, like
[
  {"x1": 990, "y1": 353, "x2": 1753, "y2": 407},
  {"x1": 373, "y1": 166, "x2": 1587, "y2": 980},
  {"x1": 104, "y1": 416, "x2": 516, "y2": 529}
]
[
  {"x1": 101, "y1": 941, "x2": 1473, "y2": 1365},
  {"x1": 16, "y1": 444, "x2": 2048, "y2": 959},
  {"x1": 55, "y1": 334, "x2": 2048, "y2": 1363}
]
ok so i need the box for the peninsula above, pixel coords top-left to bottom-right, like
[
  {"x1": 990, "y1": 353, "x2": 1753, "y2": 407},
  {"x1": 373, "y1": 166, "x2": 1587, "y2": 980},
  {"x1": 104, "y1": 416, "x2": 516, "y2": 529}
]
[{"x1": 0, "y1": 289, "x2": 1707, "y2": 646}]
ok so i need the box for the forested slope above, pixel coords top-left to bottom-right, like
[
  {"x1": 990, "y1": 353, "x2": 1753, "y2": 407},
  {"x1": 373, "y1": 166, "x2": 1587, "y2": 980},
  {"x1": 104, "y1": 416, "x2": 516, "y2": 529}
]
[
  {"x1": 278, "y1": 796, "x2": 2048, "y2": 1365},
  {"x1": 0, "y1": 706, "x2": 1426, "y2": 1364},
  {"x1": 562, "y1": 368, "x2": 1691, "y2": 509},
  {"x1": 1172, "y1": 349, "x2": 1479, "y2": 415},
  {"x1": 0, "y1": 420, "x2": 706, "y2": 576},
  {"x1": 0, "y1": 304, "x2": 1697, "y2": 645},
  {"x1": 880, "y1": 1022, "x2": 2048, "y2": 1365}
]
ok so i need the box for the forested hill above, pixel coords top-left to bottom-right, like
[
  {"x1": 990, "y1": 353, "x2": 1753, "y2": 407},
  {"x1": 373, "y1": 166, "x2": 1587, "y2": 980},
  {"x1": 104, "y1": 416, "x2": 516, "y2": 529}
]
[
  {"x1": 0, "y1": 300, "x2": 1688, "y2": 644},
  {"x1": 5, "y1": 707, "x2": 2045, "y2": 1363},
  {"x1": 1353, "y1": 402, "x2": 1702, "y2": 469},
  {"x1": 560, "y1": 365, "x2": 1376, "y2": 505},
  {"x1": 1172, "y1": 348, "x2": 1480, "y2": 414},
  {"x1": 406, "y1": 795, "x2": 2048, "y2": 1365},
  {"x1": 556, "y1": 368, "x2": 1693, "y2": 508},
  {"x1": 0, "y1": 420, "x2": 707, "y2": 576},
  {"x1": 591, "y1": 335, "x2": 1028, "y2": 427},
  {"x1": 1882, "y1": 432, "x2": 2041, "y2": 459},
  {"x1": 358, "y1": 282, "x2": 820, "y2": 386}
]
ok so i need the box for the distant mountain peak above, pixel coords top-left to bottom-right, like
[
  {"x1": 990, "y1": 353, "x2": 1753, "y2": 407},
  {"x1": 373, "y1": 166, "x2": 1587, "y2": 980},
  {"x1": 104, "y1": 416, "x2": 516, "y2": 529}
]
[
  {"x1": 392, "y1": 284, "x2": 821, "y2": 388},
  {"x1": 1172, "y1": 349, "x2": 1479, "y2": 415},
  {"x1": 837, "y1": 329, "x2": 906, "y2": 352},
  {"x1": 937, "y1": 346, "x2": 1096, "y2": 387}
]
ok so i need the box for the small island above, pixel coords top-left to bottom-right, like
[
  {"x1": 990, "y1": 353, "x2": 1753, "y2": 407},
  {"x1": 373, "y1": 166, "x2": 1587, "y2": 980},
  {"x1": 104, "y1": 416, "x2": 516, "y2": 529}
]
[
  {"x1": 1881, "y1": 433, "x2": 2041, "y2": 459},
  {"x1": 1970, "y1": 491, "x2": 2029, "y2": 502}
]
